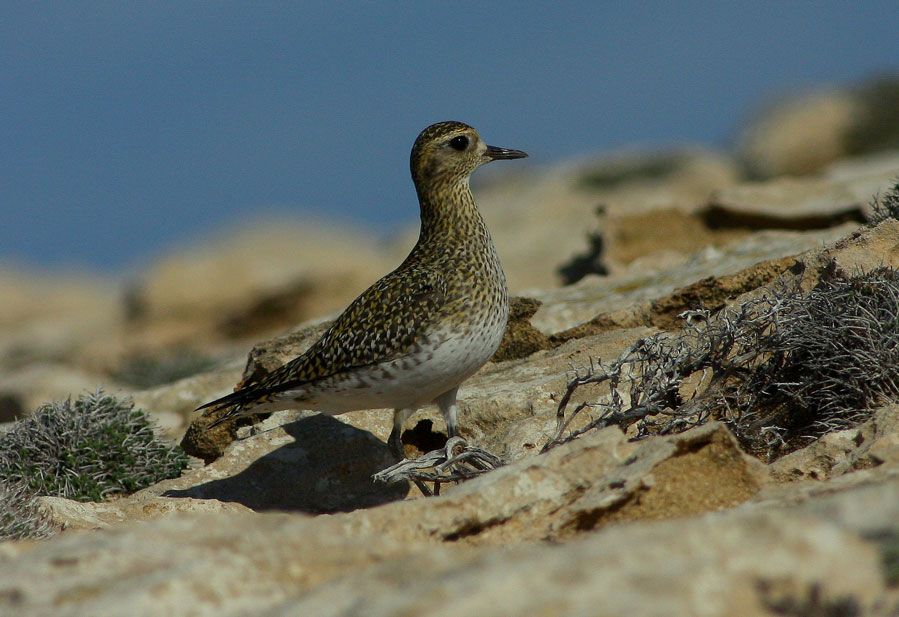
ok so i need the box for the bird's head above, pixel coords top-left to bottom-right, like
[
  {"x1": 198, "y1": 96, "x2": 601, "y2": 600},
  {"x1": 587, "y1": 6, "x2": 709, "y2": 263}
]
[{"x1": 410, "y1": 121, "x2": 527, "y2": 189}]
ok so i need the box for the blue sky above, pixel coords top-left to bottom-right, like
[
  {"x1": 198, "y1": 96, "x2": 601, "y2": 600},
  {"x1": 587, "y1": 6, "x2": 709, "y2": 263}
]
[{"x1": 2, "y1": 2, "x2": 898, "y2": 271}]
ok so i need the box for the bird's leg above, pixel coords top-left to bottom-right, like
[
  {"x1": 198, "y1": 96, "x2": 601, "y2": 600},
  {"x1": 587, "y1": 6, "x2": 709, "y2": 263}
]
[
  {"x1": 436, "y1": 387, "x2": 460, "y2": 439},
  {"x1": 388, "y1": 408, "x2": 414, "y2": 459}
]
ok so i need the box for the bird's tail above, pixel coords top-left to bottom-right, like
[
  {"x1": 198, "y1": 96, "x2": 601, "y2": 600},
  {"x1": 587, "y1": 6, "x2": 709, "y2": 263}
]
[{"x1": 196, "y1": 385, "x2": 277, "y2": 431}]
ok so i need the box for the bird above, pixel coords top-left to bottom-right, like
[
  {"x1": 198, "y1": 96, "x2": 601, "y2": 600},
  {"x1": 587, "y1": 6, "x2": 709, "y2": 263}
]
[{"x1": 197, "y1": 121, "x2": 527, "y2": 458}]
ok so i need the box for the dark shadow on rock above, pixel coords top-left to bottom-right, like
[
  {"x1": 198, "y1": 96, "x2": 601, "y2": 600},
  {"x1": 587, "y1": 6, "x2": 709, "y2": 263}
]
[
  {"x1": 401, "y1": 419, "x2": 448, "y2": 458},
  {"x1": 163, "y1": 414, "x2": 409, "y2": 514}
]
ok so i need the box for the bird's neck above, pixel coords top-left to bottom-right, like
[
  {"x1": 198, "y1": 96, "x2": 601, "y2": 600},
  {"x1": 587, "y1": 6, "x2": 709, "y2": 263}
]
[
  {"x1": 409, "y1": 176, "x2": 506, "y2": 294},
  {"x1": 415, "y1": 178, "x2": 488, "y2": 247}
]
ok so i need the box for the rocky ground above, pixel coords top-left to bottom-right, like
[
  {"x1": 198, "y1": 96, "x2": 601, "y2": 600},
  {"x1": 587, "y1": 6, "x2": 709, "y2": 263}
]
[{"x1": 2, "y1": 94, "x2": 899, "y2": 615}]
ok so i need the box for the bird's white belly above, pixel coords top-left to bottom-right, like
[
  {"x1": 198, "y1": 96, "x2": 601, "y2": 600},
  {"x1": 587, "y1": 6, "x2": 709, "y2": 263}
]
[{"x1": 300, "y1": 319, "x2": 505, "y2": 413}]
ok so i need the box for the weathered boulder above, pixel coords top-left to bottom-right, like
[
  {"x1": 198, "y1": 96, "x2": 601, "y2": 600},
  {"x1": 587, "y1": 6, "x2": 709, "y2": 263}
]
[
  {"x1": 708, "y1": 155, "x2": 899, "y2": 228},
  {"x1": 737, "y1": 89, "x2": 859, "y2": 178},
  {"x1": 125, "y1": 219, "x2": 396, "y2": 348},
  {"x1": 737, "y1": 77, "x2": 899, "y2": 178}
]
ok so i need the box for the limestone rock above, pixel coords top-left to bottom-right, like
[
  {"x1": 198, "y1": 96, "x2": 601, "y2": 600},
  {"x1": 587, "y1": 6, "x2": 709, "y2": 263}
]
[
  {"x1": 769, "y1": 404, "x2": 899, "y2": 482},
  {"x1": 36, "y1": 419, "x2": 765, "y2": 545},
  {"x1": 843, "y1": 77, "x2": 899, "y2": 157},
  {"x1": 0, "y1": 267, "x2": 122, "y2": 381},
  {"x1": 178, "y1": 412, "x2": 242, "y2": 463},
  {"x1": 178, "y1": 220, "x2": 899, "y2": 465},
  {"x1": 126, "y1": 220, "x2": 395, "y2": 346},
  {"x1": 151, "y1": 410, "x2": 409, "y2": 514},
  {"x1": 708, "y1": 159, "x2": 899, "y2": 229},
  {"x1": 738, "y1": 77, "x2": 899, "y2": 178},
  {"x1": 737, "y1": 89, "x2": 859, "y2": 178},
  {"x1": 270, "y1": 510, "x2": 884, "y2": 617},
  {"x1": 538, "y1": 218, "x2": 899, "y2": 337},
  {"x1": 130, "y1": 360, "x2": 245, "y2": 440},
  {"x1": 587, "y1": 206, "x2": 750, "y2": 277},
  {"x1": 337, "y1": 423, "x2": 766, "y2": 545},
  {"x1": 6, "y1": 134, "x2": 899, "y2": 617},
  {"x1": 576, "y1": 148, "x2": 898, "y2": 282},
  {"x1": 490, "y1": 297, "x2": 552, "y2": 362},
  {"x1": 36, "y1": 494, "x2": 250, "y2": 532},
  {"x1": 0, "y1": 511, "x2": 413, "y2": 617},
  {"x1": 3, "y1": 453, "x2": 893, "y2": 616},
  {"x1": 531, "y1": 224, "x2": 855, "y2": 335}
]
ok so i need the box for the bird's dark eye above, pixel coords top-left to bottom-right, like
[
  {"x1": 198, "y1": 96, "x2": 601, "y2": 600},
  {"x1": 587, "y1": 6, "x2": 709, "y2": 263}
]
[{"x1": 449, "y1": 135, "x2": 469, "y2": 151}]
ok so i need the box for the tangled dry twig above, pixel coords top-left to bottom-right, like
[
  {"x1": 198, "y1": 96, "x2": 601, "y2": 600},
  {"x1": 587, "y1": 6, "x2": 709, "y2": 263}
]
[
  {"x1": 372, "y1": 437, "x2": 504, "y2": 496},
  {"x1": 544, "y1": 265, "x2": 899, "y2": 460}
]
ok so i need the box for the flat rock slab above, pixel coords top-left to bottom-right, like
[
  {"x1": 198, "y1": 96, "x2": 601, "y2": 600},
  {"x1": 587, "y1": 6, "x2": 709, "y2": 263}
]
[
  {"x1": 37, "y1": 421, "x2": 766, "y2": 547},
  {"x1": 531, "y1": 225, "x2": 855, "y2": 334},
  {"x1": 268, "y1": 509, "x2": 885, "y2": 617},
  {"x1": 4, "y1": 469, "x2": 891, "y2": 617},
  {"x1": 708, "y1": 157, "x2": 899, "y2": 227}
]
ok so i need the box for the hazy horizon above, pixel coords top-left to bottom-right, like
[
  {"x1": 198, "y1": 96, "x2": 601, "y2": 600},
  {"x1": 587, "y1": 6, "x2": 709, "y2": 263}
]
[{"x1": 3, "y1": 3, "x2": 898, "y2": 272}]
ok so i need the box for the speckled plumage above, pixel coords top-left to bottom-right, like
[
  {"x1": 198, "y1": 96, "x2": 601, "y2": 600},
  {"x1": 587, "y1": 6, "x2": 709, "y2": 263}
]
[{"x1": 198, "y1": 121, "x2": 527, "y2": 454}]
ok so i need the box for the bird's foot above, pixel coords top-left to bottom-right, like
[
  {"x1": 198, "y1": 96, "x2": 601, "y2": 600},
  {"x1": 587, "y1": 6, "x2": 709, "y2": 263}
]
[
  {"x1": 372, "y1": 436, "x2": 504, "y2": 496},
  {"x1": 387, "y1": 427, "x2": 406, "y2": 461}
]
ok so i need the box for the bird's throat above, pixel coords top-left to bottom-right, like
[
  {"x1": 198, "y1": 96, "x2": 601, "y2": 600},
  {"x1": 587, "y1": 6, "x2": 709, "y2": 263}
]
[{"x1": 416, "y1": 180, "x2": 484, "y2": 243}]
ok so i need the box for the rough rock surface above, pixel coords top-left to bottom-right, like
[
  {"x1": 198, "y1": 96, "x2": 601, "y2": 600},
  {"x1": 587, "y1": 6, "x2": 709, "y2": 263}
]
[
  {"x1": 737, "y1": 77, "x2": 899, "y2": 178},
  {"x1": 126, "y1": 220, "x2": 397, "y2": 350},
  {"x1": 4, "y1": 423, "x2": 897, "y2": 616},
  {"x1": 490, "y1": 297, "x2": 553, "y2": 362},
  {"x1": 737, "y1": 89, "x2": 859, "y2": 178},
  {"x1": 709, "y1": 157, "x2": 899, "y2": 228},
  {"x1": 562, "y1": 150, "x2": 899, "y2": 282},
  {"x1": 531, "y1": 224, "x2": 853, "y2": 335}
]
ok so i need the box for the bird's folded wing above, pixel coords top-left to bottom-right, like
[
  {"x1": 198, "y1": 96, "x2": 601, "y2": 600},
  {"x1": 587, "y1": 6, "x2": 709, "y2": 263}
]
[{"x1": 251, "y1": 266, "x2": 450, "y2": 393}]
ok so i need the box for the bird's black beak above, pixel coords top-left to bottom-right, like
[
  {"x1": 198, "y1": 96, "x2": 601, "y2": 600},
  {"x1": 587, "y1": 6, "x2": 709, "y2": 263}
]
[{"x1": 485, "y1": 145, "x2": 528, "y2": 160}]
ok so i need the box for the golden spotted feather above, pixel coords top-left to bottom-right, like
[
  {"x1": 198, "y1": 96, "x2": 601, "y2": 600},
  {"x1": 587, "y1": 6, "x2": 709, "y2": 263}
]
[{"x1": 198, "y1": 265, "x2": 448, "y2": 417}]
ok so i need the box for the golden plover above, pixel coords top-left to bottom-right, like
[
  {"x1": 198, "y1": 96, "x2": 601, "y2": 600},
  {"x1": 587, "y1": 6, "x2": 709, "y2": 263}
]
[{"x1": 198, "y1": 121, "x2": 527, "y2": 456}]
